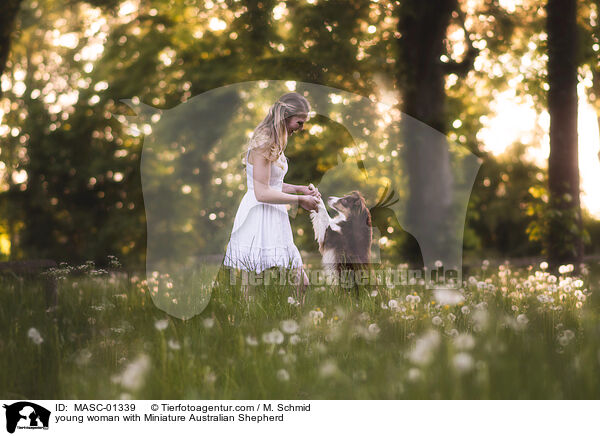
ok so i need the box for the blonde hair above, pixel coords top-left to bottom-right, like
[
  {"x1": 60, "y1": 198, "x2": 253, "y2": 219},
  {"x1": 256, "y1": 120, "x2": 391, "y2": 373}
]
[{"x1": 244, "y1": 92, "x2": 311, "y2": 168}]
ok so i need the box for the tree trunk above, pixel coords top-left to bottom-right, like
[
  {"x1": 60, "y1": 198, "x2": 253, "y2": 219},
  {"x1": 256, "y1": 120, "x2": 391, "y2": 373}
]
[
  {"x1": 0, "y1": 0, "x2": 23, "y2": 97},
  {"x1": 546, "y1": 0, "x2": 583, "y2": 269},
  {"x1": 395, "y1": 0, "x2": 456, "y2": 269}
]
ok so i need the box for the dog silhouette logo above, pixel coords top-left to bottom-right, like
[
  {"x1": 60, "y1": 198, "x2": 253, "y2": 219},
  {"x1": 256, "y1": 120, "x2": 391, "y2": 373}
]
[
  {"x1": 114, "y1": 80, "x2": 480, "y2": 318},
  {"x1": 3, "y1": 402, "x2": 50, "y2": 433}
]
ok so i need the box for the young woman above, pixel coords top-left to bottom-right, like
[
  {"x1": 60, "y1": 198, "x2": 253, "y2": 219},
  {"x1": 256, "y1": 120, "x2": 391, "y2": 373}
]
[{"x1": 223, "y1": 92, "x2": 320, "y2": 302}]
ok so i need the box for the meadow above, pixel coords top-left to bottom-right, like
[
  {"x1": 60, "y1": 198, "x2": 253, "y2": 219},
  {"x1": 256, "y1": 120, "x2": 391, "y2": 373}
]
[{"x1": 2, "y1": 258, "x2": 599, "y2": 400}]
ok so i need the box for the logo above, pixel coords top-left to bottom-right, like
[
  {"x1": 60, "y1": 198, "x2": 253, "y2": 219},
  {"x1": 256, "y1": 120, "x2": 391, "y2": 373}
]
[
  {"x1": 3, "y1": 402, "x2": 50, "y2": 433},
  {"x1": 115, "y1": 80, "x2": 481, "y2": 318}
]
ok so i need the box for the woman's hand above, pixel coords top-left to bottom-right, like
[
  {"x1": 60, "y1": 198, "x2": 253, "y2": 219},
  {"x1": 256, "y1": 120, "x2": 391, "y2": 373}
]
[
  {"x1": 300, "y1": 183, "x2": 321, "y2": 199},
  {"x1": 299, "y1": 195, "x2": 319, "y2": 211}
]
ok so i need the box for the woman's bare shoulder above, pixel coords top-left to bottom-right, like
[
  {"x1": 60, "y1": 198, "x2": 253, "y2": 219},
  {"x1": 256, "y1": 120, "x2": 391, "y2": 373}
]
[{"x1": 248, "y1": 148, "x2": 272, "y2": 166}]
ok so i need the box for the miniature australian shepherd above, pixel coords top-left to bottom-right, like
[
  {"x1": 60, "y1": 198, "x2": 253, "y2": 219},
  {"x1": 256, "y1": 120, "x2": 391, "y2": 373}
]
[{"x1": 310, "y1": 191, "x2": 372, "y2": 288}]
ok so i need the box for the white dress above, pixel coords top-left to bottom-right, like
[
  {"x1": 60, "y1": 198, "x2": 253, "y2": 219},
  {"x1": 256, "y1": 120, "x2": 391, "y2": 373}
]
[{"x1": 223, "y1": 149, "x2": 303, "y2": 273}]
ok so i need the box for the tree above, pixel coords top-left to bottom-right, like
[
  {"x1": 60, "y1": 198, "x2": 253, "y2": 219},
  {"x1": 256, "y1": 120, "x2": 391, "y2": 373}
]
[
  {"x1": 0, "y1": 0, "x2": 24, "y2": 97},
  {"x1": 546, "y1": 0, "x2": 584, "y2": 268},
  {"x1": 394, "y1": 0, "x2": 479, "y2": 268}
]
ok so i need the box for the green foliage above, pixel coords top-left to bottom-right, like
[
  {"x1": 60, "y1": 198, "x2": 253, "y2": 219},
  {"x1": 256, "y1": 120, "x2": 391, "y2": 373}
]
[
  {"x1": 0, "y1": 0, "x2": 599, "y2": 268},
  {"x1": 527, "y1": 184, "x2": 590, "y2": 259},
  {"x1": 465, "y1": 143, "x2": 544, "y2": 258},
  {"x1": 1, "y1": 259, "x2": 599, "y2": 399}
]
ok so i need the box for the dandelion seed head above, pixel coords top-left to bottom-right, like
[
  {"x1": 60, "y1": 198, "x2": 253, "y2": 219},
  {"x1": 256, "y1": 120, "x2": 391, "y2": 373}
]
[
  {"x1": 368, "y1": 323, "x2": 381, "y2": 335},
  {"x1": 154, "y1": 319, "x2": 168, "y2": 331},
  {"x1": 409, "y1": 330, "x2": 440, "y2": 365},
  {"x1": 281, "y1": 319, "x2": 299, "y2": 334},
  {"x1": 114, "y1": 354, "x2": 151, "y2": 391},
  {"x1": 167, "y1": 339, "x2": 181, "y2": 350},
  {"x1": 276, "y1": 368, "x2": 290, "y2": 381},
  {"x1": 453, "y1": 352, "x2": 474, "y2": 373},
  {"x1": 262, "y1": 329, "x2": 284, "y2": 345},
  {"x1": 202, "y1": 318, "x2": 215, "y2": 329},
  {"x1": 453, "y1": 333, "x2": 475, "y2": 350},
  {"x1": 28, "y1": 327, "x2": 44, "y2": 345},
  {"x1": 407, "y1": 367, "x2": 421, "y2": 381},
  {"x1": 319, "y1": 359, "x2": 338, "y2": 378}
]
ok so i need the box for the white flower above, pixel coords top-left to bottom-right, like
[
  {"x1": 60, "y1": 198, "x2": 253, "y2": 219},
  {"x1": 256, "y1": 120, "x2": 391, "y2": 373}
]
[
  {"x1": 308, "y1": 309, "x2": 324, "y2": 323},
  {"x1": 409, "y1": 330, "x2": 440, "y2": 365},
  {"x1": 558, "y1": 329, "x2": 575, "y2": 346},
  {"x1": 370, "y1": 290, "x2": 378, "y2": 297},
  {"x1": 461, "y1": 306, "x2": 470, "y2": 315},
  {"x1": 433, "y1": 288, "x2": 464, "y2": 306},
  {"x1": 204, "y1": 369, "x2": 217, "y2": 384},
  {"x1": 112, "y1": 354, "x2": 151, "y2": 391},
  {"x1": 368, "y1": 323, "x2": 381, "y2": 335},
  {"x1": 281, "y1": 319, "x2": 299, "y2": 335},
  {"x1": 516, "y1": 314, "x2": 529, "y2": 326},
  {"x1": 75, "y1": 349, "x2": 92, "y2": 366},
  {"x1": 540, "y1": 261, "x2": 548, "y2": 271},
  {"x1": 537, "y1": 294, "x2": 554, "y2": 303},
  {"x1": 472, "y1": 309, "x2": 488, "y2": 329},
  {"x1": 319, "y1": 359, "x2": 338, "y2": 378},
  {"x1": 289, "y1": 334, "x2": 301, "y2": 345},
  {"x1": 388, "y1": 299, "x2": 399, "y2": 309},
  {"x1": 202, "y1": 318, "x2": 215, "y2": 329},
  {"x1": 168, "y1": 339, "x2": 181, "y2": 350},
  {"x1": 276, "y1": 369, "x2": 290, "y2": 382},
  {"x1": 245, "y1": 335, "x2": 258, "y2": 346},
  {"x1": 453, "y1": 333, "x2": 475, "y2": 350},
  {"x1": 28, "y1": 327, "x2": 44, "y2": 345},
  {"x1": 405, "y1": 294, "x2": 421, "y2": 304},
  {"x1": 262, "y1": 329, "x2": 284, "y2": 345},
  {"x1": 435, "y1": 260, "x2": 443, "y2": 268},
  {"x1": 287, "y1": 296, "x2": 296, "y2": 305},
  {"x1": 407, "y1": 367, "x2": 421, "y2": 381},
  {"x1": 432, "y1": 316, "x2": 443, "y2": 326},
  {"x1": 559, "y1": 264, "x2": 574, "y2": 274},
  {"x1": 453, "y1": 352, "x2": 474, "y2": 373},
  {"x1": 282, "y1": 353, "x2": 296, "y2": 364},
  {"x1": 154, "y1": 319, "x2": 169, "y2": 331}
]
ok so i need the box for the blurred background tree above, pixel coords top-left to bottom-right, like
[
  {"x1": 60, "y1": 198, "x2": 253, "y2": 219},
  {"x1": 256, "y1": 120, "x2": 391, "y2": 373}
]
[{"x1": 0, "y1": 0, "x2": 598, "y2": 271}]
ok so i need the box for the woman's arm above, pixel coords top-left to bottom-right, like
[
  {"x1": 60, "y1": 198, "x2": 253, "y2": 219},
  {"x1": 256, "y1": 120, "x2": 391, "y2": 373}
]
[
  {"x1": 282, "y1": 182, "x2": 303, "y2": 194},
  {"x1": 252, "y1": 151, "x2": 304, "y2": 204},
  {"x1": 284, "y1": 183, "x2": 321, "y2": 198}
]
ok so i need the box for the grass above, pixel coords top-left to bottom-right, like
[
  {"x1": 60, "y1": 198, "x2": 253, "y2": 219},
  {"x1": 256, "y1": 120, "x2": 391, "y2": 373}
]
[{"x1": 1, "y1": 258, "x2": 599, "y2": 399}]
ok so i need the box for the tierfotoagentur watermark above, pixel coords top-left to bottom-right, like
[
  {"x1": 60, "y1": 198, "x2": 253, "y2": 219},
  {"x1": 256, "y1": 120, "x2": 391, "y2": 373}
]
[{"x1": 228, "y1": 265, "x2": 460, "y2": 289}]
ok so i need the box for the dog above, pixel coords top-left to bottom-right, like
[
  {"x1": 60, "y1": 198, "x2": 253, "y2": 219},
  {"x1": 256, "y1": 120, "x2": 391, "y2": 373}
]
[{"x1": 310, "y1": 190, "x2": 372, "y2": 289}]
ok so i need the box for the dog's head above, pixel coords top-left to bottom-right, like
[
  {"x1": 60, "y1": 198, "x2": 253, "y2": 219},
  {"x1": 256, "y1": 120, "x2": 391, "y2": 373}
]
[{"x1": 328, "y1": 191, "x2": 372, "y2": 227}]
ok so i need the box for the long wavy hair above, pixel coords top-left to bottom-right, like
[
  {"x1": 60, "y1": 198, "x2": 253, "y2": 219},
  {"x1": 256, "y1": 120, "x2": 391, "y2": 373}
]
[{"x1": 244, "y1": 92, "x2": 311, "y2": 169}]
